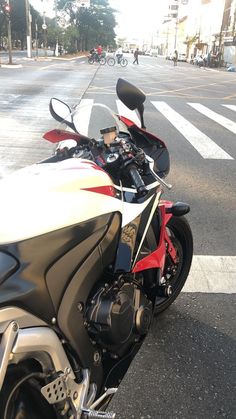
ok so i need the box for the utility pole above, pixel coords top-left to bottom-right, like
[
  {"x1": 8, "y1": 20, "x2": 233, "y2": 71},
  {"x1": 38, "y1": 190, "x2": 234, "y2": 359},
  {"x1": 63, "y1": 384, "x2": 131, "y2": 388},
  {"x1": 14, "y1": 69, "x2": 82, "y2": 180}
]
[
  {"x1": 174, "y1": 0, "x2": 179, "y2": 50},
  {"x1": 55, "y1": 0, "x2": 59, "y2": 57},
  {"x1": 25, "y1": 0, "x2": 32, "y2": 58},
  {"x1": 6, "y1": 0, "x2": 12, "y2": 64}
]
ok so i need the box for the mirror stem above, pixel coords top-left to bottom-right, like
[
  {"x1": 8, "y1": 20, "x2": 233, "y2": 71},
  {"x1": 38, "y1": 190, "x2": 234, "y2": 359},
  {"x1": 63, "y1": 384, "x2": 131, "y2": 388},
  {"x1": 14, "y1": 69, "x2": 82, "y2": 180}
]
[{"x1": 138, "y1": 104, "x2": 146, "y2": 129}]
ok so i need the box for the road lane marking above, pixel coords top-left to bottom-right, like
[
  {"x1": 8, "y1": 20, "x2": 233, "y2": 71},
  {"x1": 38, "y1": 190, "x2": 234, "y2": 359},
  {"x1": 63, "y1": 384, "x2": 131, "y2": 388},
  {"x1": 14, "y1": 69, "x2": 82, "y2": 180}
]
[
  {"x1": 151, "y1": 101, "x2": 233, "y2": 159},
  {"x1": 183, "y1": 255, "x2": 236, "y2": 293},
  {"x1": 116, "y1": 100, "x2": 141, "y2": 127},
  {"x1": 188, "y1": 103, "x2": 236, "y2": 134}
]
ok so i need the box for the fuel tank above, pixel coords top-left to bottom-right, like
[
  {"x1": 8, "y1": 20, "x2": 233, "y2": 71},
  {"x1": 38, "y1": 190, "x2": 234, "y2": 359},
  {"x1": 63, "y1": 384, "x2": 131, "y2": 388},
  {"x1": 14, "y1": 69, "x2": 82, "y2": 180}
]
[{"x1": 0, "y1": 159, "x2": 122, "y2": 244}]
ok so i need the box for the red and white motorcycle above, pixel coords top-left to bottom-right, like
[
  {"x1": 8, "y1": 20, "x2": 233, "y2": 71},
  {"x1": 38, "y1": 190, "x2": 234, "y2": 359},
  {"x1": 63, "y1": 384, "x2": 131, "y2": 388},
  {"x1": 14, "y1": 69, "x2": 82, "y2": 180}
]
[{"x1": 0, "y1": 79, "x2": 193, "y2": 419}]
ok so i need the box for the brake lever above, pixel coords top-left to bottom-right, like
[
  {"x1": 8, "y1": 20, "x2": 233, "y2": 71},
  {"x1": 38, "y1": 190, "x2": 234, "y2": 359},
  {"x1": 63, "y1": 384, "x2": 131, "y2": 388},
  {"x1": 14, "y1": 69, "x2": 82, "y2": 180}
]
[{"x1": 151, "y1": 169, "x2": 172, "y2": 190}]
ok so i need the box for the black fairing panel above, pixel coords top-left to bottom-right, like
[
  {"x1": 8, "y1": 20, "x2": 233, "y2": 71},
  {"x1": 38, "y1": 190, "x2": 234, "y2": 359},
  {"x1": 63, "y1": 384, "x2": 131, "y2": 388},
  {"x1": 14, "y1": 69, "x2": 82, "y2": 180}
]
[
  {"x1": 0, "y1": 213, "x2": 118, "y2": 323},
  {"x1": 57, "y1": 213, "x2": 121, "y2": 381},
  {"x1": 129, "y1": 127, "x2": 170, "y2": 177},
  {"x1": 0, "y1": 251, "x2": 19, "y2": 285}
]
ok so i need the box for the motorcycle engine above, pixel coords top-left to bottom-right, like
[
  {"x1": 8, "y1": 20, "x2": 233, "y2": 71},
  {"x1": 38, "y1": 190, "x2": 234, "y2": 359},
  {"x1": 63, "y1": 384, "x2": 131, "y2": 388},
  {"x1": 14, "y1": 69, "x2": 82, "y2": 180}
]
[{"x1": 86, "y1": 279, "x2": 152, "y2": 353}]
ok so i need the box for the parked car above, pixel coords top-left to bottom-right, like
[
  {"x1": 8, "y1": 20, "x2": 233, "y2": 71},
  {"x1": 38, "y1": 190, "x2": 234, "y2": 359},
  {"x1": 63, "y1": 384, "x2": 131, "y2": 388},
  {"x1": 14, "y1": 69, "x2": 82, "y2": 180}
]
[
  {"x1": 178, "y1": 53, "x2": 187, "y2": 62},
  {"x1": 165, "y1": 53, "x2": 173, "y2": 60}
]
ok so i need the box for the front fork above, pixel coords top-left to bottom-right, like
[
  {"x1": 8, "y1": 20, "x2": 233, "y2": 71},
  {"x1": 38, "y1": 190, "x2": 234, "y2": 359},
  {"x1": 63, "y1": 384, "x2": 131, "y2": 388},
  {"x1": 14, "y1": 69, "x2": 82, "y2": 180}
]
[{"x1": 132, "y1": 200, "x2": 190, "y2": 275}]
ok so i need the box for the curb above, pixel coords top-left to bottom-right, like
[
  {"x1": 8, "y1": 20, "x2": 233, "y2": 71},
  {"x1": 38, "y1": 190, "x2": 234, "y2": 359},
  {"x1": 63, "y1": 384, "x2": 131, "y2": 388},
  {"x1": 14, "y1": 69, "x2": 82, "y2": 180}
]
[{"x1": 0, "y1": 64, "x2": 22, "y2": 68}]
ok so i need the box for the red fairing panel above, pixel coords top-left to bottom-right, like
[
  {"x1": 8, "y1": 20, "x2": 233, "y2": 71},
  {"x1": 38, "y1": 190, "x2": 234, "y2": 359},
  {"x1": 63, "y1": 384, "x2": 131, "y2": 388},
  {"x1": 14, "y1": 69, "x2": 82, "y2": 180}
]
[
  {"x1": 81, "y1": 186, "x2": 116, "y2": 197},
  {"x1": 132, "y1": 202, "x2": 177, "y2": 274},
  {"x1": 119, "y1": 115, "x2": 167, "y2": 149},
  {"x1": 43, "y1": 129, "x2": 82, "y2": 144}
]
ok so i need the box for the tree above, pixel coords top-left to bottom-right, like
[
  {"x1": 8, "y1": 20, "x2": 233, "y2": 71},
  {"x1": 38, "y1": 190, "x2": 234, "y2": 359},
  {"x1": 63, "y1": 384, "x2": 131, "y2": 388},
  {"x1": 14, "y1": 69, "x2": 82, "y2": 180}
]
[
  {"x1": 0, "y1": 0, "x2": 43, "y2": 49},
  {"x1": 57, "y1": 0, "x2": 117, "y2": 52}
]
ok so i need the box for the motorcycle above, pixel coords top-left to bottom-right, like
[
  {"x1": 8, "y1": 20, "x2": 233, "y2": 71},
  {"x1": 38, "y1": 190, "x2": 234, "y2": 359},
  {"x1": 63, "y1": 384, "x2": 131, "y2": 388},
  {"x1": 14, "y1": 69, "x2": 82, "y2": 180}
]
[{"x1": 0, "y1": 79, "x2": 193, "y2": 419}]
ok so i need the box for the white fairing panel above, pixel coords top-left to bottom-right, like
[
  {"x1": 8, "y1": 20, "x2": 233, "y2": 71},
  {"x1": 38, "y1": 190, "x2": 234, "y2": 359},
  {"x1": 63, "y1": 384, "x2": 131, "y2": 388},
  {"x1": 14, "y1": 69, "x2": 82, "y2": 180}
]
[
  {"x1": 0, "y1": 160, "x2": 121, "y2": 244},
  {"x1": 0, "y1": 159, "x2": 156, "y2": 244}
]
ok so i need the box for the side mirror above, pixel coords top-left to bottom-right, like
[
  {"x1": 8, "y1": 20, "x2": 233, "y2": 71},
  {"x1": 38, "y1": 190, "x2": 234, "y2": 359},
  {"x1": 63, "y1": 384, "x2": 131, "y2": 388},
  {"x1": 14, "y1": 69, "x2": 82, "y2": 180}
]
[
  {"x1": 116, "y1": 79, "x2": 146, "y2": 128},
  {"x1": 49, "y1": 98, "x2": 76, "y2": 130}
]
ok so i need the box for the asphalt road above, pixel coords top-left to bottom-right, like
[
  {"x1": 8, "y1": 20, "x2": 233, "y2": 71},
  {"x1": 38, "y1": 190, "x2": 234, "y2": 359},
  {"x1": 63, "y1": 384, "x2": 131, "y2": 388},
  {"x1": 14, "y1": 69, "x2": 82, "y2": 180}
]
[{"x1": 0, "y1": 52, "x2": 235, "y2": 418}]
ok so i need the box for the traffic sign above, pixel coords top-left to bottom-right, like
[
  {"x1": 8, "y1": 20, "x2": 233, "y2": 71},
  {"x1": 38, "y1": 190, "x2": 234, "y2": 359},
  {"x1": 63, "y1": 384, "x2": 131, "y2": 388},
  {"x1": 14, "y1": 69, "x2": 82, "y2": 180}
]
[{"x1": 42, "y1": 23, "x2": 47, "y2": 30}]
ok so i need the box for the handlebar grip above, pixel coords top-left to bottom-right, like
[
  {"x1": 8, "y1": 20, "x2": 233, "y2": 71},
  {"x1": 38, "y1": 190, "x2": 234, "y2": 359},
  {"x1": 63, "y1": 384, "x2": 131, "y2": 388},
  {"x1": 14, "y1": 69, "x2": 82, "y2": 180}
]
[{"x1": 128, "y1": 165, "x2": 147, "y2": 196}]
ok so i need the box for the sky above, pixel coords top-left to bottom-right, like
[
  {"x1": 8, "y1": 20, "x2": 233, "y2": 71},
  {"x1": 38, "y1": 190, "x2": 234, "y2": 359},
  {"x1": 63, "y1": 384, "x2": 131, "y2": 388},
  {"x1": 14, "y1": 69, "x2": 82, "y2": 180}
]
[
  {"x1": 108, "y1": 0, "x2": 167, "y2": 41},
  {"x1": 31, "y1": 0, "x2": 168, "y2": 42}
]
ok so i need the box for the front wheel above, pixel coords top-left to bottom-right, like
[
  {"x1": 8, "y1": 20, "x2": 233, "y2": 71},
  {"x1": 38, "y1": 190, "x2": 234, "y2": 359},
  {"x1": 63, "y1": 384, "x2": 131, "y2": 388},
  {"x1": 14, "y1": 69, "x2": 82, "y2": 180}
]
[
  {"x1": 107, "y1": 57, "x2": 115, "y2": 66},
  {"x1": 120, "y1": 58, "x2": 128, "y2": 67},
  {"x1": 88, "y1": 57, "x2": 94, "y2": 64},
  {"x1": 154, "y1": 215, "x2": 193, "y2": 315}
]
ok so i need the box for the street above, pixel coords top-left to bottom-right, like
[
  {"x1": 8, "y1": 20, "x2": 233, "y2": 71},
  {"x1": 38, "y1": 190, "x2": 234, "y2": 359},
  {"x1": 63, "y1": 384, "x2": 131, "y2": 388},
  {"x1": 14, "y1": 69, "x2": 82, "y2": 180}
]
[{"x1": 0, "y1": 53, "x2": 236, "y2": 418}]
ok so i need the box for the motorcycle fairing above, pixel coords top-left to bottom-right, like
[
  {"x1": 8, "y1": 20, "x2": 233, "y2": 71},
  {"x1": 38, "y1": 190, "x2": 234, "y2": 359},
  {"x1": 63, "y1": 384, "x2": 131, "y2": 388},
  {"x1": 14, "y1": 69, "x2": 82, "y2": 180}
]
[
  {"x1": 57, "y1": 213, "x2": 121, "y2": 384},
  {"x1": 0, "y1": 213, "x2": 120, "y2": 323},
  {"x1": 132, "y1": 203, "x2": 177, "y2": 274},
  {"x1": 119, "y1": 115, "x2": 170, "y2": 178},
  {"x1": 0, "y1": 159, "x2": 122, "y2": 244},
  {"x1": 43, "y1": 129, "x2": 89, "y2": 144}
]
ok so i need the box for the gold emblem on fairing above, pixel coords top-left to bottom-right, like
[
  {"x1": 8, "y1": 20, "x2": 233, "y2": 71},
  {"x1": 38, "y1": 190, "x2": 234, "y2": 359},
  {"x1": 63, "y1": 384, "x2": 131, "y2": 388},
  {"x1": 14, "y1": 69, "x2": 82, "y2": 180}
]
[{"x1": 121, "y1": 223, "x2": 137, "y2": 248}]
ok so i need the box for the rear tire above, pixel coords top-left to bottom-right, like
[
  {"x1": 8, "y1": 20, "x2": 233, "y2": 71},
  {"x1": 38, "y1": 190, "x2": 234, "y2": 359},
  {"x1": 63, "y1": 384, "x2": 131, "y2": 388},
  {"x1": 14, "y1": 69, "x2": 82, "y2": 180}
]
[
  {"x1": 0, "y1": 363, "x2": 56, "y2": 419},
  {"x1": 99, "y1": 57, "x2": 106, "y2": 65},
  {"x1": 154, "y1": 215, "x2": 193, "y2": 315},
  {"x1": 107, "y1": 57, "x2": 115, "y2": 66}
]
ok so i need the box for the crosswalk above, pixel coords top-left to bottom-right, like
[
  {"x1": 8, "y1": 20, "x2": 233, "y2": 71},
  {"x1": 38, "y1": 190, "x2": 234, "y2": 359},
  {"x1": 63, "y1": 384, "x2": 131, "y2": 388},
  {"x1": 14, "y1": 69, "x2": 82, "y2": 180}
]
[
  {"x1": 73, "y1": 99, "x2": 235, "y2": 160},
  {"x1": 0, "y1": 96, "x2": 235, "y2": 164}
]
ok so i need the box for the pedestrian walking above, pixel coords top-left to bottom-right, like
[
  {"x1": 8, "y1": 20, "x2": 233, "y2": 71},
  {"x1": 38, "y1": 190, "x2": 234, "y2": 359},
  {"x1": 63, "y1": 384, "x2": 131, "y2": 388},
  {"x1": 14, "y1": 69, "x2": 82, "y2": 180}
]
[
  {"x1": 173, "y1": 49, "x2": 178, "y2": 66},
  {"x1": 133, "y1": 48, "x2": 139, "y2": 64},
  {"x1": 207, "y1": 50, "x2": 211, "y2": 67}
]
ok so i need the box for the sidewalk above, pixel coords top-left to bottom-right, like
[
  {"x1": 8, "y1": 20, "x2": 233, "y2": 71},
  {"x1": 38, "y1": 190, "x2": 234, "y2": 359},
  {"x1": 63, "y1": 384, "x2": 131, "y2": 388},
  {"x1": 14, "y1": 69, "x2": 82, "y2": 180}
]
[{"x1": 0, "y1": 50, "x2": 87, "y2": 68}]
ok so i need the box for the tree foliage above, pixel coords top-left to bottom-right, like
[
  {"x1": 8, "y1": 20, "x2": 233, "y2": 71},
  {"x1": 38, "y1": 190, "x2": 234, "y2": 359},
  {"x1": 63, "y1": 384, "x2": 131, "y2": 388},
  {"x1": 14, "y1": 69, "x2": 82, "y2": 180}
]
[
  {"x1": 57, "y1": 0, "x2": 117, "y2": 51},
  {"x1": 0, "y1": 0, "x2": 117, "y2": 53}
]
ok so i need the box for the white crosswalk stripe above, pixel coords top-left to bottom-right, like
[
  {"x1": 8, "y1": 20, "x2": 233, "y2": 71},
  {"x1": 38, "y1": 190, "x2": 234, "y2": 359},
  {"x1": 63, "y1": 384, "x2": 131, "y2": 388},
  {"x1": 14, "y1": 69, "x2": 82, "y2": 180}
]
[
  {"x1": 74, "y1": 99, "x2": 94, "y2": 136},
  {"x1": 222, "y1": 104, "x2": 236, "y2": 112},
  {"x1": 183, "y1": 255, "x2": 236, "y2": 293},
  {"x1": 151, "y1": 101, "x2": 233, "y2": 159},
  {"x1": 1, "y1": 98, "x2": 235, "y2": 162},
  {"x1": 188, "y1": 103, "x2": 236, "y2": 135},
  {"x1": 116, "y1": 100, "x2": 141, "y2": 127}
]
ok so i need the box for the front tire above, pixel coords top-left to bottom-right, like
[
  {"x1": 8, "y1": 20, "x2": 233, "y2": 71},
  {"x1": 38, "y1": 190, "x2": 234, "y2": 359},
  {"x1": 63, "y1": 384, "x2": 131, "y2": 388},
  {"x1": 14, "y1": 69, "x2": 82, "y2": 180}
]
[
  {"x1": 88, "y1": 57, "x2": 94, "y2": 64},
  {"x1": 107, "y1": 57, "x2": 115, "y2": 66},
  {"x1": 120, "y1": 58, "x2": 128, "y2": 67},
  {"x1": 154, "y1": 215, "x2": 193, "y2": 314}
]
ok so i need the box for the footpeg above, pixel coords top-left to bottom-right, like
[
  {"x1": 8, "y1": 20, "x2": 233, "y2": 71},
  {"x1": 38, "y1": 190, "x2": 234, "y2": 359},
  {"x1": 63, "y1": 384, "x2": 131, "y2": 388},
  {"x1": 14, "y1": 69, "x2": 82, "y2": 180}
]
[{"x1": 82, "y1": 409, "x2": 116, "y2": 418}]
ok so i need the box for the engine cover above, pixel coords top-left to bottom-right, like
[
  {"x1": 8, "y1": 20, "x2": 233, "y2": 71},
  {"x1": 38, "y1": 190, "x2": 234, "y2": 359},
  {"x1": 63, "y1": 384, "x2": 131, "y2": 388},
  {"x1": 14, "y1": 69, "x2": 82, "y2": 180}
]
[{"x1": 86, "y1": 281, "x2": 152, "y2": 348}]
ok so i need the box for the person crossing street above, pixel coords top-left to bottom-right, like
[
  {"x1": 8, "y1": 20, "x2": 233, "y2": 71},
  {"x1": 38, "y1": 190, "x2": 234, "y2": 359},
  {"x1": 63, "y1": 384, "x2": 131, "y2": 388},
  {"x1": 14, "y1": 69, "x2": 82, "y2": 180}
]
[{"x1": 133, "y1": 48, "x2": 139, "y2": 64}]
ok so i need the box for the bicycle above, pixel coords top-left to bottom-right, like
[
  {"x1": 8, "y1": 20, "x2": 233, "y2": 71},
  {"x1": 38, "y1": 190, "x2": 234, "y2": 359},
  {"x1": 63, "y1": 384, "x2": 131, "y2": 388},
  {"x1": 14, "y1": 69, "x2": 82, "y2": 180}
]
[
  {"x1": 107, "y1": 54, "x2": 128, "y2": 67},
  {"x1": 88, "y1": 53, "x2": 106, "y2": 65}
]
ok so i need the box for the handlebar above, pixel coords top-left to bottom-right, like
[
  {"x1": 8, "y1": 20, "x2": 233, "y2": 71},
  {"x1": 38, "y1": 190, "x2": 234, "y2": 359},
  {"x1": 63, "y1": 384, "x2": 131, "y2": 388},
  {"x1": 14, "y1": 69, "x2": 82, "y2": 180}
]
[{"x1": 126, "y1": 164, "x2": 148, "y2": 197}]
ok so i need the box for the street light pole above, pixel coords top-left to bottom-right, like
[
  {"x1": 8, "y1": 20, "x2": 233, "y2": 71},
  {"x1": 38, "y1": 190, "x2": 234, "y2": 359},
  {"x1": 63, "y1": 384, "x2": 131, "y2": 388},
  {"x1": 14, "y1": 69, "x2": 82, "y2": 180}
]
[{"x1": 25, "y1": 0, "x2": 32, "y2": 58}]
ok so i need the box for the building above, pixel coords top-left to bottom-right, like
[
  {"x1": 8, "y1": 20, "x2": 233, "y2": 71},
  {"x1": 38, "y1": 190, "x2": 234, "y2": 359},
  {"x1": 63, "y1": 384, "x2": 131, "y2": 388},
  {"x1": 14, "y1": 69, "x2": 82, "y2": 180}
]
[{"x1": 158, "y1": 0, "x2": 236, "y2": 65}]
